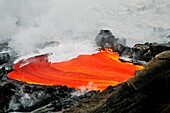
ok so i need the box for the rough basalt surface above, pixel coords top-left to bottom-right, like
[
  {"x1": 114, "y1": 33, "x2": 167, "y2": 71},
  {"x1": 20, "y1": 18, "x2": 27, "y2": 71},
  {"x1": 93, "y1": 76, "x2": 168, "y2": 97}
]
[{"x1": 96, "y1": 30, "x2": 170, "y2": 62}]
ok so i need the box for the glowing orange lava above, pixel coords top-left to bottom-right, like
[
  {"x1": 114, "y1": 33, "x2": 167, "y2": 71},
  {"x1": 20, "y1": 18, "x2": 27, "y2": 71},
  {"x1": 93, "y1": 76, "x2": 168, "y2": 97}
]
[{"x1": 7, "y1": 51, "x2": 143, "y2": 91}]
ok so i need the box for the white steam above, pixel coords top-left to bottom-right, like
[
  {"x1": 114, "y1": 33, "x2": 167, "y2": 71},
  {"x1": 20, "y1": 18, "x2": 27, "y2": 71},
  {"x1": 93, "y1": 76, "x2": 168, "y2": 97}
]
[
  {"x1": 0, "y1": 0, "x2": 170, "y2": 62},
  {"x1": 71, "y1": 82, "x2": 97, "y2": 96}
]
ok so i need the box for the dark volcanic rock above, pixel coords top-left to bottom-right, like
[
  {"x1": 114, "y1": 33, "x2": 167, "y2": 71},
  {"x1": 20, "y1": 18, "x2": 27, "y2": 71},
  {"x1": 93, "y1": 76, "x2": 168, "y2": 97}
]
[
  {"x1": 0, "y1": 83, "x2": 15, "y2": 113},
  {"x1": 95, "y1": 30, "x2": 126, "y2": 55},
  {"x1": 132, "y1": 42, "x2": 170, "y2": 61},
  {"x1": 96, "y1": 30, "x2": 170, "y2": 62},
  {"x1": 0, "y1": 42, "x2": 17, "y2": 67},
  {"x1": 95, "y1": 30, "x2": 117, "y2": 48},
  {"x1": 0, "y1": 53, "x2": 10, "y2": 65},
  {"x1": 0, "y1": 42, "x2": 11, "y2": 65},
  {"x1": 63, "y1": 51, "x2": 170, "y2": 113},
  {"x1": 31, "y1": 90, "x2": 98, "y2": 113},
  {"x1": 6, "y1": 83, "x2": 74, "y2": 112}
]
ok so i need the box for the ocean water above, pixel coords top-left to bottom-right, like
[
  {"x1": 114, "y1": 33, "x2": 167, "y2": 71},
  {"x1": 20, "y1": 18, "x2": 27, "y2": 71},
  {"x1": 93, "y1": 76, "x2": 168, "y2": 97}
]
[{"x1": 0, "y1": 0, "x2": 170, "y2": 62}]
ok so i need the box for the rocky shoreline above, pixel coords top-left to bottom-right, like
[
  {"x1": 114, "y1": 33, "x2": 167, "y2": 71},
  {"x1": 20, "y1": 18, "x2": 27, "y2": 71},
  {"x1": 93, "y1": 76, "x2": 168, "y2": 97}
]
[{"x1": 0, "y1": 30, "x2": 170, "y2": 112}]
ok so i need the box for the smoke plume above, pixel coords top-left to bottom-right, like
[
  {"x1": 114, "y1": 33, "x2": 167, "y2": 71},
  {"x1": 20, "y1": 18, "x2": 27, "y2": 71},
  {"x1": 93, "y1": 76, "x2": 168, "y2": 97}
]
[{"x1": 0, "y1": 0, "x2": 170, "y2": 62}]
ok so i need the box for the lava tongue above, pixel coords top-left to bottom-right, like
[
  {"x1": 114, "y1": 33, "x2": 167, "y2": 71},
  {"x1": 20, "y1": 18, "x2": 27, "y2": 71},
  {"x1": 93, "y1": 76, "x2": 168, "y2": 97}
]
[{"x1": 8, "y1": 51, "x2": 143, "y2": 91}]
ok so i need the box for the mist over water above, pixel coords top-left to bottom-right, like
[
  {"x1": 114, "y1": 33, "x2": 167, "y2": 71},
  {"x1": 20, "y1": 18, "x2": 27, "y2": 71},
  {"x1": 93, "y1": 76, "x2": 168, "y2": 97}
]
[{"x1": 0, "y1": 0, "x2": 170, "y2": 62}]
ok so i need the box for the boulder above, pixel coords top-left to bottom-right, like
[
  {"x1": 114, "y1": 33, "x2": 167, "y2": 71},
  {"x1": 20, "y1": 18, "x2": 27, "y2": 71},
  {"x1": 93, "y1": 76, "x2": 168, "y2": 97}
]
[
  {"x1": 0, "y1": 53, "x2": 10, "y2": 65},
  {"x1": 95, "y1": 30, "x2": 126, "y2": 55}
]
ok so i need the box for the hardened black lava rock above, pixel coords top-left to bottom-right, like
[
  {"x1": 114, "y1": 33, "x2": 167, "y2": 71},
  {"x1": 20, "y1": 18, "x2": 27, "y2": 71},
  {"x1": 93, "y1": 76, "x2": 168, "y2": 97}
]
[
  {"x1": 0, "y1": 53, "x2": 10, "y2": 65},
  {"x1": 132, "y1": 42, "x2": 170, "y2": 62},
  {"x1": 96, "y1": 30, "x2": 170, "y2": 62},
  {"x1": 95, "y1": 30, "x2": 126, "y2": 55},
  {"x1": 0, "y1": 83, "x2": 15, "y2": 113},
  {"x1": 6, "y1": 83, "x2": 75, "y2": 112},
  {"x1": 0, "y1": 42, "x2": 11, "y2": 64},
  {"x1": 31, "y1": 90, "x2": 99, "y2": 113},
  {"x1": 0, "y1": 42, "x2": 17, "y2": 67}
]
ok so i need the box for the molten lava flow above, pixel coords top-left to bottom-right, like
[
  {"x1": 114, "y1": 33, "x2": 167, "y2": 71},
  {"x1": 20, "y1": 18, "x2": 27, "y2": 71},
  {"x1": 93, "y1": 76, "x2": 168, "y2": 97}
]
[{"x1": 8, "y1": 51, "x2": 143, "y2": 91}]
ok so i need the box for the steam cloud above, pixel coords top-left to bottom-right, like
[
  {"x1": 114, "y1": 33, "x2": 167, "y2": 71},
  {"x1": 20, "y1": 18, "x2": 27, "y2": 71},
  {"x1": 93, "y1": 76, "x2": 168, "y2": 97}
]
[
  {"x1": 0, "y1": 0, "x2": 170, "y2": 62},
  {"x1": 71, "y1": 82, "x2": 97, "y2": 96}
]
